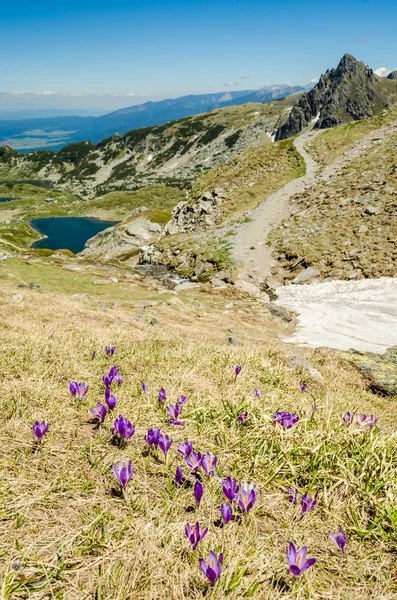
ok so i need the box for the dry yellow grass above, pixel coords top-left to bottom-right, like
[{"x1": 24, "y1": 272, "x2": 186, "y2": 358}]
[{"x1": 1, "y1": 267, "x2": 397, "y2": 599}]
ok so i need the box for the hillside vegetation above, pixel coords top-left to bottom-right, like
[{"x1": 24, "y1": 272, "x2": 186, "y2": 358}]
[
  {"x1": 0, "y1": 257, "x2": 397, "y2": 599},
  {"x1": 0, "y1": 102, "x2": 293, "y2": 200},
  {"x1": 270, "y1": 114, "x2": 397, "y2": 282}
]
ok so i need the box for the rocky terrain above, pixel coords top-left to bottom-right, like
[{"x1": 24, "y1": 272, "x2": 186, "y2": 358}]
[
  {"x1": 0, "y1": 102, "x2": 293, "y2": 199},
  {"x1": 275, "y1": 54, "x2": 397, "y2": 140},
  {"x1": 270, "y1": 115, "x2": 397, "y2": 283}
]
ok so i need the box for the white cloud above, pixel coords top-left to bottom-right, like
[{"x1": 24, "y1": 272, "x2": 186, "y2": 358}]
[
  {"x1": 224, "y1": 81, "x2": 241, "y2": 87},
  {"x1": 240, "y1": 75, "x2": 250, "y2": 80},
  {"x1": 374, "y1": 67, "x2": 391, "y2": 77}
]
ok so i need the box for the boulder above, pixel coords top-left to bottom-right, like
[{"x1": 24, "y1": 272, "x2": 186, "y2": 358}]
[
  {"x1": 292, "y1": 267, "x2": 320, "y2": 284},
  {"x1": 82, "y1": 215, "x2": 162, "y2": 261},
  {"x1": 343, "y1": 347, "x2": 397, "y2": 396},
  {"x1": 163, "y1": 188, "x2": 224, "y2": 235}
]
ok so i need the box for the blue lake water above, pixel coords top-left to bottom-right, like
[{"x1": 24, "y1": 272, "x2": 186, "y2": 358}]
[
  {"x1": 31, "y1": 217, "x2": 118, "y2": 254},
  {"x1": 0, "y1": 197, "x2": 19, "y2": 203}
]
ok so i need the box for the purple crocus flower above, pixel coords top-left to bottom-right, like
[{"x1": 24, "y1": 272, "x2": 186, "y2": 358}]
[
  {"x1": 89, "y1": 402, "x2": 107, "y2": 422},
  {"x1": 108, "y1": 366, "x2": 118, "y2": 379},
  {"x1": 287, "y1": 487, "x2": 299, "y2": 505},
  {"x1": 356, "y1": 413, "x2": 367, "y2": 425},
  {"x1": 102, "y1": 375, "x2": 112, "y2": 388},
  {"x1": 221, "y1": 503, "x2": 232, "y2": 524},
  {"x1": 178, "y1": 441, "x2": 193, "y2": 457},
  {"x1": 200, "y1": 551, "x2": 224, "y2": 587},
  {"x1": 144, "y1": 427, "x2": 161, "y2": 448},
  {"x1": 273, "y1": 411, "x2": 299, "y2": 429},
  {"x1": 185, "y1": 451, "x2": 203, "y2": 471},
  {"x1": 112, "y1": 459, "x2": 134, "y2": 491},
  {"x1": 222, "y1": 476, "x2": 240, "y2": 503},
  {"x1": 179, "y1": 394, "x2": 187, "y2": 406},
  {"x1": 175, "y1": 465, "x2": 183, "y2": 486},
  {"x1": 104, "y1": 389, "x2": 118, "y2": 411},
  {"x1": 328, "y1": 527, "x2": 347, "y2": 554},
  {"x1": 194, "y1": 480, "x2": 203, "y2": 508},
  {"x1": 286, "y1": 542, "x2": 316, "y2": 577},
  {"x1": 238, "y1": 411, "x2": 248, "y2": 423},
  {"x1": 32, "y1": 420, "x2": 49, "y2": 441},
  {"x1": 202, "y1": 452, "x2": 217, "y2": 476},
  {"x1": 301, "y1": 494, "x2": 317, "y2": 514},
  {"x1": 158, "y1": 434, "x2": 172, "y2": 456},
  {"x1": 361, "y1": 414, "x2": 378, "y2": 428},
  {"x1": 114, "y1": 415, "x2": 135, "y2": 440},
  {"x1": 342, "y1": 412, "x2": 352, "y2": 425},
  {"x1": 167, "y1": 402, "x2": 185, "y2": 426},
  {"x1": 235, "y1": 365, "x2": 242, "y2": 378},
  {"x1": 105, "y1": 346, "x2": 116, "y2": 356},
  {"x1": 185, "y1": 522, "x2": 208, "y2": 550},
  {"x1": 238, "y1": 482, "x2": 257, "y2": 513},
  {"x1": 141, "y1": 382, "x2": 148, "y2": 394},
  {"x1": 300, "y1": 382, "x2": 307, "y2": 392},
  {"x1": 69, "y1": 381, "x2": 89, "y2": 401},
  {"x1": 158, "y1": 387, "x2": 167, "y2": 403},
  {"x1": 114, "y1": 373, "x2": 123, "y2": 386},
  {"x1": 91, "y1": 350, "x2": 97, "y2": 360},
  {"x1": 254, "y1": 388, "x2": 261, "y2": 398}
]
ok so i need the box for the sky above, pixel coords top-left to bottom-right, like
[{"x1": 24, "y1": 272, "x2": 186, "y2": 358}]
[{"x1": 1, "y1": 0, "x2": 396, "y2": 113}]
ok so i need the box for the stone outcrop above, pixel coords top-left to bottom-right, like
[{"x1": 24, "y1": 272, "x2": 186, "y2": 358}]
[
  {"x1": 163, "y1": 188, "x2": 225, "y2": 235},
  {"x1": 387, "y1": 70, "x2": 397, "y2": 80},
  {"x1": 343, "y1": 347, "x2": 397, "y2": 396},
  {"x1": 275, "y1": 54, "x2": 392, "y2": 140},
  {"x1": 81, "y1": 211, "x2": 162, "y2": 261}
]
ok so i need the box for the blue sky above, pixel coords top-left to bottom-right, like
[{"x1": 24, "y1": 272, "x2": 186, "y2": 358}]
[{"x1": 1, "y1": 0, "x2": 396, "y2": 111}]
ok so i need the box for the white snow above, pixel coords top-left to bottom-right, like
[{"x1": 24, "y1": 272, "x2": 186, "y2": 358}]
[
  {"x1": 275, "y1": 278, "x2": 397, "y2": 352},
  {"x1": 267, "y1": 132, "x2": 276, "y2": 143},
  {"x1": 310, "y1": 112, "x2": 320, "y2": 125}
]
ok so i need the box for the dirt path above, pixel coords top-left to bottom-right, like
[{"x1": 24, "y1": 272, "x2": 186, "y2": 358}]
[{"x1": 232, "y1": 131, "x2": 321, "y2": 287}]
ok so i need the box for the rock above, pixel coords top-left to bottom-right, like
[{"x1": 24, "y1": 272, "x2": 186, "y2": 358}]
[
  {"x1": 12, "y1": 295, "x2": 23, "y2": 302},
  {"x1": 364, "y1": 205, "x2": 379, "y2": 215},
  {"x1": 234, "y1": 280, "x2": 261, "y2": 296},
  {"x1": 292, "y1": 267, "x2": 320, "y2": 284},
  {"x1": 288, "y1": 352, "x2": 323, "y2": 381},
  {"x1": 147, "y1": 316, "x2": 160, "y2": 326},
  {"x1": 211, "y1": 277, "x2": 227, "y2": 289},
  {"x1": 110, "y1": 277, "x2": 118, "y2": 283},
  {"x1": 343, "y1": 347, "x2": 397, "y2": 396},
  {"x1": 82, "y1": 216, "x2": 162, "y2": 261},
  {"x1": 0, "y1": 252, "x2": 9, "y2": 261},
  {"x1": 93, "y1": 280, "x2": 109, "y2": 285},
  {"x1": 73, "y1": 293, "x2": 89, "y2": 299},
  {"x1": 276, "y1": 53, "x2": 392, "y2": 140},
  {"x1": 29, "y1": 282, "x2": 40, "y2": 289},
  {"x1": 387, "y1": 70, "x2": 397, "y2": 80},
  {"x1": 268, "y1": 304, "x2": 294, "y2": 323},
  {"x1": 228, "y1": 327, "x2": 237, "y2": 333},
  {"x1": 163, "y1": 189, "x2": 224, "y2": 235},
  {"x1": 226, "y1": 337, "x2": 240, "y2": 345},
  {"x1": 216, "y1": 270, "x2": 233, "y2": 283}
]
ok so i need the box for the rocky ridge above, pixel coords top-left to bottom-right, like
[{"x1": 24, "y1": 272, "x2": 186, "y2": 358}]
[{"x1": 275, "y1": 54, "x2": 396, "y2": 140}]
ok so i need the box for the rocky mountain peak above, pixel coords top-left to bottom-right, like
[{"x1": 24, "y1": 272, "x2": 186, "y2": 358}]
[
  {"x1": 275, "y1": 54, "x2": 391, "y2": 140},
  {"x1": 387, "y1": 70, "x2": 397, "y2": 80}
]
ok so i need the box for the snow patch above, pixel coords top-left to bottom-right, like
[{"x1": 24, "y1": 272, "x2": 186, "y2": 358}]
[
  {"x1": 267, "y1": 132, "x2": 276, "y2": 143},
  {"x1": 310, "y1": 112, "x2": 320, "y2": 125},
  {"x1": 275, "y1": 278, "x2": 397, "y2": 353}
]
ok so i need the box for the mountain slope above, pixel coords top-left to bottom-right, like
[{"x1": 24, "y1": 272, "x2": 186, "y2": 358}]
[
  {"x1": 0, "y1": 86, "x2": 305, "y2": 151},
  {"x1": 275, "y1": 54, "x2": 397, "y2": 140},
  {"x1": 0, "y1": 101, "x2": 294, "y2": 198}
]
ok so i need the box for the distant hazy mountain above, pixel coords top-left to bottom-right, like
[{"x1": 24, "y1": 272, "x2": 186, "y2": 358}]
[
  {"x1": 0, "y1": 86, "x2": 309, "y2": 151},
  {"x1": 0, "y1": 108, "x2": 108, "y2": 120}
]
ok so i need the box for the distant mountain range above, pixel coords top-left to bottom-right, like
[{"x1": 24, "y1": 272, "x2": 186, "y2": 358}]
[{"x1": 0, "y1": 84, "x2": 313, "y2": 152}]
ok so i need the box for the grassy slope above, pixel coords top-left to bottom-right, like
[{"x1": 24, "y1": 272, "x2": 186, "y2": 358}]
[
  {"x1": 270, "y1": 126, "x2": 397, "y2": 280},
  {"x1": 0, "y1": 259, "x2": 396, "y2": 599},
  {"x1": 192, "y1": 139, "x2": 305, "y2": 219},
  {"x1": 306, "y1": 106, "x2": 397, "y2": 167}
]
